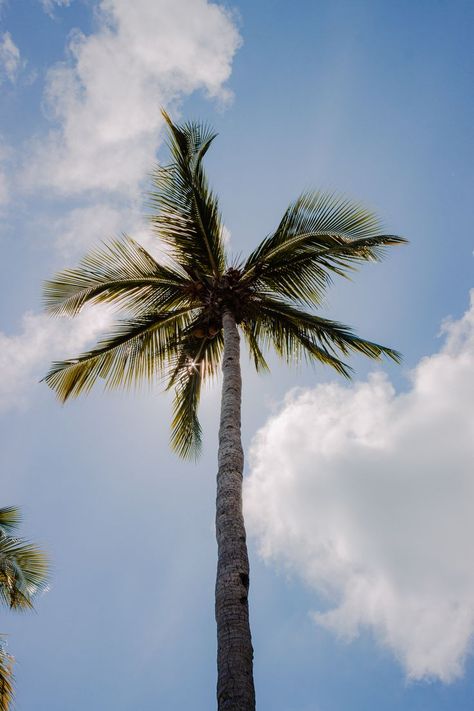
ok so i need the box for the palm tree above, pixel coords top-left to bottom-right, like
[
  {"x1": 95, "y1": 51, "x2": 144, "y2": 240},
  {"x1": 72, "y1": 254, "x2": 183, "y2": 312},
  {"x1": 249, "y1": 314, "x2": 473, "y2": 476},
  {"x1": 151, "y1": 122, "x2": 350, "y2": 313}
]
[
  {"x1": 0, "y1": 506, "x2": 49, "y2": 710},
  {"x1": 43, "y1": 111, "x2": 406, "y2": 710}
]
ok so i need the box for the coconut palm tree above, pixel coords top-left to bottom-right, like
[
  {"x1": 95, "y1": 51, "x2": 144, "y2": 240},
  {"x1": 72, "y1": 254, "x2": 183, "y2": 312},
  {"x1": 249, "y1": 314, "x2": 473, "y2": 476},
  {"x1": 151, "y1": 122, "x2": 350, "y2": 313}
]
[
  {"x1": 0, "y1": 506, "x2": 49, "y2": 710},
  {"x1": 43, "y1": 111, "x2": 405, "y2": 710}
]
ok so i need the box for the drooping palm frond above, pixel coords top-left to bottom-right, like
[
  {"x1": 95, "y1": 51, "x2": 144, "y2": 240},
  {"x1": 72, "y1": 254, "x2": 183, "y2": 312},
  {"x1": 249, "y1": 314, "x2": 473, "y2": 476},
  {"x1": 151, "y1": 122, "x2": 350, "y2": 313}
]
[
  {"x1": 169, "y1": 330, "x2": 224, "y2": 458},
  {"x1": 242, "y1": 192, "x2": 407, "y2": 306},
  {"x1": 262, "y1": 297, "x2": 400, "y2": 360},
  {"x1": 240, "y1": 321, "x2": 270, "y2": 373},
  {"x1": 44, "y1": 235, "x2": 189, "y2": 317},
  {"x1": 171, "y1": 366, "x2": 203, "y2": 460},
  {"x1": 149, "y1": 110, "x2": 226, "y2": 278},
  {"x1": 44, "y1": 308, "x2": 196, "y2": 402},
  {"x1": 0, "y1": 535, "x2": 49, "y2": 611},
  {"x1": 0, "y1": 642, "x2": 13, "y2": 711},
  {"x1": 243, "y1": 295, "x2": 400, "y2": 377},
  {"x1": 243, "y1": 307, "x2": 352, "y2": 377}
]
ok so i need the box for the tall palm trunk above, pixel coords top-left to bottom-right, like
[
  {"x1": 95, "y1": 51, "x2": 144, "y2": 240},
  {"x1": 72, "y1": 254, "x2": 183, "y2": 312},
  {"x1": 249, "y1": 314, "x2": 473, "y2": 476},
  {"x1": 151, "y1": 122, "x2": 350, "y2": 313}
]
[{"x1": 215, "y1": 309, "x2": 256, "y2": 711}]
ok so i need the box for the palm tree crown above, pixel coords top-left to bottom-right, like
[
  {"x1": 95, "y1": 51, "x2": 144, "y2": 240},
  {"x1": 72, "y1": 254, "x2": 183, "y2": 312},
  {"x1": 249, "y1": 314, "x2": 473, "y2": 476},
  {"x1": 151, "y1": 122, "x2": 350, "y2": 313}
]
[
  {"x1": 0, "y1": 507, "x2": 49, "y2": 711},
  {"x1": 44, "y1": 110, "x2": 406, "y2": 458}
]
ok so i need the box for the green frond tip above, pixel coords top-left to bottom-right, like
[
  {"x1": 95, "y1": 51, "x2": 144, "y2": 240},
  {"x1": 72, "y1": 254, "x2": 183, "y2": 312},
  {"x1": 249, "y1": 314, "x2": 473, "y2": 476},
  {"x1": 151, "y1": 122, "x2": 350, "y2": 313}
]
[
  {"x1": 152, "y1": 109, "x2": 225, "y2": 277},
  {"x1": 160, "y1": 108, "x2": 218, "y2": 162},
  {"x1": 0, "y1": 509, "x2": 21, "y2": 535}
]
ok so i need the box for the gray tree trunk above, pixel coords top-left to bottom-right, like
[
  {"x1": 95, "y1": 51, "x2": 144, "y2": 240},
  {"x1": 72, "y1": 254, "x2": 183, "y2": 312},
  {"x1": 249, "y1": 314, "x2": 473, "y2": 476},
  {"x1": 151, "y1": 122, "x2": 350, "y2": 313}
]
[{"x1": 215, "y1": 309, "x2": 256, "y2": 710}]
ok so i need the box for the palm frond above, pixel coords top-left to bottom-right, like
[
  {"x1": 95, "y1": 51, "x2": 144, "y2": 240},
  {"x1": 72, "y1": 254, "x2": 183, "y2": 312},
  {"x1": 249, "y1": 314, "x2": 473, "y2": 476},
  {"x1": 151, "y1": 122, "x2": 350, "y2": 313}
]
[
  {"x1": 0, "y1": 642, "x2": 13, "y2": 711},
  {"x1": 245, "y1": 308, "x2": 352, "y2": 377},
  {"x1": 0, "y1": 536, "x2": 49, "y2": 611},
  {"x1": 260, "y1": 297, "x2": 401, "y2": 361},
  {"x1": 169, "y1": 330, "x2": 224, "y2": 458},
  {"x1": 0, "y1": 510, "x2": 20, "y2": 537},
  {"x1": 242, "y1": 192, "x2": 407, "y2": 305},
  {"x1": 44, "y1": 308, "x2": 195, "y2": 402},
  {"x1": 44, "y1": 235, "x2": 189, "y2": 317},
  {"x1": 240, "y1": 322, "x2": 270, "y2": 372},
  {"x1": 245, "y1": 296, "x2": 400, "y2": 377},
  {"x1": 149, "y1": 110, "x2": 226, "y2": 278},
  {"x1": 171, "y1": 367, "x2": 203, "y2": 460}
]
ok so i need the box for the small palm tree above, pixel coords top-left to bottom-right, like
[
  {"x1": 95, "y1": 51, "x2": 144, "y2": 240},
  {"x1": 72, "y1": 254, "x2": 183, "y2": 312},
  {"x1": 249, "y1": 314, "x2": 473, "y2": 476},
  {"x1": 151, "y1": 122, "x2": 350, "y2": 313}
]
[
  {"x1": 44, "y1": 111, "x2": 405, "y2": 710},
  {"x1": 0, "y1": 506, "x2": 49, "y2": 710}
]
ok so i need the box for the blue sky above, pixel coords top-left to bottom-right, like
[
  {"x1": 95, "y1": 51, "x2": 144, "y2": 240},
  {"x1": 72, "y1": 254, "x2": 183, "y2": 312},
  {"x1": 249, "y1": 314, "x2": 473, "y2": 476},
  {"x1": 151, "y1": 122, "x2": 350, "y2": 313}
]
[{"x1": 0, "y1": 1, "x2": 473, "y2": 709}]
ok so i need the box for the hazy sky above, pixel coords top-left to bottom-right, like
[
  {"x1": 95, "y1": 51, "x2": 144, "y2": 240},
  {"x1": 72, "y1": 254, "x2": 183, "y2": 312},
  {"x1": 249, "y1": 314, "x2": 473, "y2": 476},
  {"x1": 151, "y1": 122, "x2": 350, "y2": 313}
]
[{"x1": 1, "y1": 1, "x2": 473, "y2": 709}]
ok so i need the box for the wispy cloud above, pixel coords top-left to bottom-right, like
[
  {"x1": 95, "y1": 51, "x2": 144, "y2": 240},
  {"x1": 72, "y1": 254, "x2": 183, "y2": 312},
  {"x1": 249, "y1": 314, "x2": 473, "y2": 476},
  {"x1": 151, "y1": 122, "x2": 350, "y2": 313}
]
[
  {"x1": 0, "y1": 31, "x2": 21, "y2": 84},
  {"x1": 246, "y1": 291, "x2": 474, "y2": 683},
  {"x1": 0, "y1": 306, "x2": 112, "y2": 412},
  {"x1": 40, "y1": 0, "x2": 72, "y2": 17},
  {"x1": 52, "y1": 201, "x2": 139, "y2": 255}
]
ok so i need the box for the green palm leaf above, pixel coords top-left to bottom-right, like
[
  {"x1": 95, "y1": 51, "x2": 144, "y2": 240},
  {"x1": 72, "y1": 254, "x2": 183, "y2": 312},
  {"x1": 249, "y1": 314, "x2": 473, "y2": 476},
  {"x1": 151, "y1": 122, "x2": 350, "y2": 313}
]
[
  {"x1": 242, "y1": 192, "x2": 407, "y2": 305},
  {"x1": 0, "y1": 510, "x2": 20, "y2": 537},
  {"x1": 149, "y1": 110, "x2": 226, "y2": 278},
  {"x1": 44, "y1": 308, "x2": 195, "y2": 401},
  {"x1": 244, "y1": 308, "x2": 352, "y2": 377},
  {"x1": 244, "y1": 296, "x2": 400, "y2": 377},
  {"x1": 169, "y1": 329, "x2": 224, "y2": 458},
  {"x1": 171, "y1": 367, "x2": 203, "y2": 460},
  {"x1": 44, "y1": 235, "x2": 188, "y2": 317},
  {"x1": 0, "y1": 536, "x2": 49, "y2": 611},
  {"x1": 240, "y1": 321, "x2": 270, "y2": 372}
]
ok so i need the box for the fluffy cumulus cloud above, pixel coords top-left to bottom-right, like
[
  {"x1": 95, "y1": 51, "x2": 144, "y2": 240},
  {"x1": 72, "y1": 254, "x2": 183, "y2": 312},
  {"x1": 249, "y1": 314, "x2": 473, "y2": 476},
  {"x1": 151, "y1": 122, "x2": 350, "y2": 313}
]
[
  {"x1": 0, "y1": 31, "x2": 21, "y2": 84},
  {"x1": 245, "y1": 291, "x2": 474, "y2": 683},
  {"x1": 28, "y1": 0, "x2": 241, "y2": 195},
  {"x1": 0, "y1": 306, "x2": 112, "y2": 412}
]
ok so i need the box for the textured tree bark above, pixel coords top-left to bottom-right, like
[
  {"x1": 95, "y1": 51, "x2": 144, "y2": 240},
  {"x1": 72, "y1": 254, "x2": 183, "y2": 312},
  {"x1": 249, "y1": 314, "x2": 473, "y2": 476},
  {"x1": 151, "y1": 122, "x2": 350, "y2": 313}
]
[{"x1": 215, "y1": 310, "x2": 256, "y2": 711}]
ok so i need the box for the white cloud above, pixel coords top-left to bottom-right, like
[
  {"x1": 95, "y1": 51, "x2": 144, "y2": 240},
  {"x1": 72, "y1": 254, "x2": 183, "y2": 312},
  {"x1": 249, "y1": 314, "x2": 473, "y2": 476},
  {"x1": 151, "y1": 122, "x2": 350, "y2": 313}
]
[
  {"x1": 53, "y1": 201, "x2": 139, "y2": 255},
  {"x1": 0, "y1": 32, "x2": 21, "y2": 84},
  {"x1": 0, "y1": 307, "x2": 112, "y2": 412},
  {"x1": 245, "y1": 291, "x2": 474, "y2": 683},
  {"x1": 52, "y1": 200, "x2": 171, "y2": 268},
  {"x1": 27, "y1": 0, "x2": 241, "y2": 195}
]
